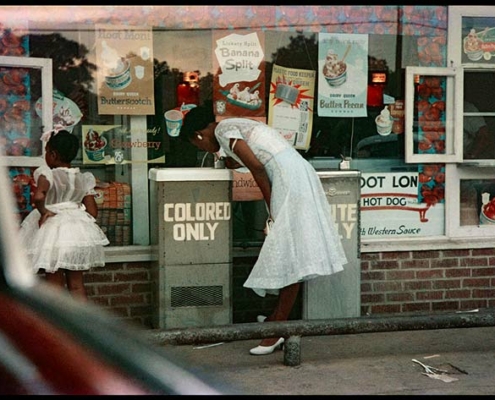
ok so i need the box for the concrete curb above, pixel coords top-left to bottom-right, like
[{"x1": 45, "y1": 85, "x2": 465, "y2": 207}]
[{"x1": 145, "y1": 308, "x2": 495, "y2": 346}]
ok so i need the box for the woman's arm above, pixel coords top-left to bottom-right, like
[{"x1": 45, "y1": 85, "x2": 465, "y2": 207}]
[{"x1": 229, "y1": 137, "x2": 272, "y2": 209}]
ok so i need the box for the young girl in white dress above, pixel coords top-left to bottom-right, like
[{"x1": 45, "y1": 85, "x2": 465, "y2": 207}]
[
  {"x1": 182, "y1": 106, "x2": 348, "y2": 355},
  {"x1": 19, "y1": 130, "x2": 109, "y2": 300}
]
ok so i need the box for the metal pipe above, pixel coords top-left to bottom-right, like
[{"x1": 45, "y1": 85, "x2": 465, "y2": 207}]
[{"x1": 145, "y1": 308, "x2": 495, "y2": 346}]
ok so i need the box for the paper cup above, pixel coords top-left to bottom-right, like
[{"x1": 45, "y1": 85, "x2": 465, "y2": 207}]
[
  {"x1": 376, "y1": 115, "x2": 393, "y2": 136},
  {"x1": 164, "y1": 109, "x2": 184, "y2": 137}
]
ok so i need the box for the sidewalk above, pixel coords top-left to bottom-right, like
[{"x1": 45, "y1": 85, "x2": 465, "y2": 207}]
[{"x1": 157, "y1": 326, "x2": 495, "y2": 395}]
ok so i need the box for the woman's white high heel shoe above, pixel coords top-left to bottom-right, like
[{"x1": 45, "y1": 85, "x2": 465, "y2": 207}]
[{"x1": 249, "y1": 337, "x2": 284, "y2": 355}]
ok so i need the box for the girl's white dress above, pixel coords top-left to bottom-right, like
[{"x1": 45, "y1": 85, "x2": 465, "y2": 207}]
[
  {"x1": 215, "y1": 118, "x2": 348, "y2": 297},
  {"x1": 19, "y1": 165, "x2": 109, "y2": 273}
]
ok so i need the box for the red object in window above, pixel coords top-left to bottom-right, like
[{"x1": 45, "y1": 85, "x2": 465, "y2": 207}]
[
  {"x1": 367, "y1": 84, "x2": 384, "y2": 108},
  {"x1": 177, "y1": 71, "x2": 199, "y2": 107}
]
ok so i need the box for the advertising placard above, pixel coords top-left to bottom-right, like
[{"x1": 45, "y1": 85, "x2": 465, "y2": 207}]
[
  {"x1": 82, "y1": 125, "x2": 164, "y2": 164},
  {"x1": 268, "y1": 64, "x2": 315, "y2": 150},
  {"x1": 318, "y1": 33, "x2": 368, "y2": 118},
  {"x1": 360, "y1": 172, "x2": 445, "y2": 239},
  {"x1": 212, "y1": 30, "x2": 265, "y2": 118},
  {"x1": 95, "y1": 24, "x2": 155, "y2": 115}
]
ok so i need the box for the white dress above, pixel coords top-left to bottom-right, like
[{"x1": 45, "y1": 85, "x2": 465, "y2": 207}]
[
  {"x1": 215, "y1": 118, "x2": 348, "y2": 297},
  {"x1": 19, "y1": 165, "x2": 109, "y2": 273}
]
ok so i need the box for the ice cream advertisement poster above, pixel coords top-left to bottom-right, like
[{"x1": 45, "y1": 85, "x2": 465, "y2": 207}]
[
  {"x1": 268, "y1": 64, "x2": 315, "y2": 150},
  {"x1": 95, "y1": 24, "x2": 155, "y2": 115},
  {"x1": 82, "y1": 125, "x2": 164, "y2": 165},
  {"x1": 360, "y1": 172, "x2": 445, "y2": 239},
  {"x1": 212, "y1": 30, "x2": 265, "y2": 118},
  {"x1": 461, "y1": 17, "x2": 495, "y2": 64},
  {"x1": 318, "y1": 33, "x2": 368, "y2": 118}
]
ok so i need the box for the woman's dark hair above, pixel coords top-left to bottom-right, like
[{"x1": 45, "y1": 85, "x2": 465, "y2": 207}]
[
  {"x1": 180, "y1": 105, "x2": 215, "y2": 142},
  {"x1": 47, "y1": 130, "x2": 80, "y2": 163}
]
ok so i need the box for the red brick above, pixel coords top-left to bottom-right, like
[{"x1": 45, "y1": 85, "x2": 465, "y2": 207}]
[
  {"x1": 386, "y1": 292, "x2": 414, "y2": 302},
  {"x1": 403, "y1": 280, "x2": 432, "y2": 290},
  {"x1": 386, "y1": 270, "x2": 415, "y2": 280},
  {"x1": 432, "y1": 301, "x2": 459, "y2": 311},
  {"x1": 416, "y1": 291, "x2": 443, "y2": 300},
  {"x1": 416, "y1": 269, "x2": 444, "y2": 279},
  {"x1": 463, "y1": 278, "x2": 491, "y2": 288},
  {"x1": 432, "y1": 279, "x2": 461, "y2": 289},
  {"x1": 370, "y1": 304, "x2": 401, "y2": 314},
  {"x1": 401, "y1": 259, "x2": 429, "y2": 269}
]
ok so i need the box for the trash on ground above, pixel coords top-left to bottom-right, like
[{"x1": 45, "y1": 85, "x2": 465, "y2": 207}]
[
  {"x1": 412, "y1": 359, "x2": 460, "y2": 383},
  {"x1": 423, "y1": 372, "x2": 459, "y2": 383},
  {"x1": 423, "y1": 354, "x2": 440, "y2": 359},
  {"x1": 447, "y1": 363, "x2": 469, "y2": 375},
  {"x1": 193, "y1": 342, "x2": 225, "y2": 350}
]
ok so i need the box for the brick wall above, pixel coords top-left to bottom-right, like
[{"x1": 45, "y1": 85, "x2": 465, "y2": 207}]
[
  {"x1": 84, "y1": 248, "x2": 495, "y2": 329},
  {"x1": 360, "y1": 248, "x2": 495, "y2": 315},
  {"x1": 85, "y1": 261, "x2": 153, "y2": 328}
]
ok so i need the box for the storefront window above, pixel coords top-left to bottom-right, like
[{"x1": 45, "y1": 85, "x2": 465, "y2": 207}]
[{"x1": 11, "y1": 6, "x2": 495, "y2": 254}]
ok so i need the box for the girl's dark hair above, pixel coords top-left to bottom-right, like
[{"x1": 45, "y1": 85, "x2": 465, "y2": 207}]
[
  {"x1": 180, "y1": 105, "x2": 215, "y2": 142},
  {"x1": 47, "y1": 130, "x2": 79, "y2": 163}
]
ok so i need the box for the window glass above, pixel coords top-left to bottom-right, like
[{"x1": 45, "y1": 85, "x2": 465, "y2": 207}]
[
  {"x1": 3, "y1": 22, "x2": 435, "y2": 246},
  {"x1": 463, "y1": 71, "x2": 495, "y2": 160},
  {"x1": 460, "y1": 178, "x2": 495, "y2": 226}
]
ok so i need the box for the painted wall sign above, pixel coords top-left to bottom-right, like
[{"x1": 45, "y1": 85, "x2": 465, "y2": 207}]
[
  {"x1": 360, "y1": 172, "x2": 445, "y2": 238},
  {"x1": 163, "y1": 201, "x2": 231, "y2": 241}
]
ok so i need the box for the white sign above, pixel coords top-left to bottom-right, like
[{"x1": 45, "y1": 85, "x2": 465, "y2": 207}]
[
  {"x1": 360, "y1": 172, "x2": 445, "y2": 238},
  {"x1": 214, "y1": 32, "x2": 264, "y2": 87},
  {"x1": 164, "y1": 202, "x2": 231, "y2": 241}
]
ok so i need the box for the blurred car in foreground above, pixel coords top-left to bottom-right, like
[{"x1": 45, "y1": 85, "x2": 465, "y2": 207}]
[{"x1": 0, "y1": 158, "x2": 224, "y2": 395}]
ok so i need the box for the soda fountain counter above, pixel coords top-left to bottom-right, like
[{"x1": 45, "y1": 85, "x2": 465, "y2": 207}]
[
  {"x1": 149, "y1": 167, "x2": 233, "y2": 329},
  {"x1": 304, "y1": 170, "x2": 361, "y2": 319}
]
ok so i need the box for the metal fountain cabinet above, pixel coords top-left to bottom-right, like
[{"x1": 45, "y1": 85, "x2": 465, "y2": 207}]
[
  {"x1": 149, "y1": 167, "x2": 233, "y2": 329},
  {"x1": 304, "y1": 170, "x2": 361, "y2": 319}
]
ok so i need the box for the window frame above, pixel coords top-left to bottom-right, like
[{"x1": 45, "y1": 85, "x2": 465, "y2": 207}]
[
  {"x1": 440, "y1": 6, "x2": 495, "y2": 242},
  {"x1": 0, "y1": 56, "x2": 53, "y2": 168},
  {"x1": 404, "y1": 66, "x2": 463, "y2": 164}
]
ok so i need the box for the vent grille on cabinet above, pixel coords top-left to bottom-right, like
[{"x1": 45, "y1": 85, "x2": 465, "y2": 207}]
[{"x1": 171, "y1": 285, "x2": 223, "y2": 307}]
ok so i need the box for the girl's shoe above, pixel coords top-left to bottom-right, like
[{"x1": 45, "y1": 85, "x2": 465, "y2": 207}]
[{"x1": 249, "y1": 338, "x2": 284, "y2": 355}]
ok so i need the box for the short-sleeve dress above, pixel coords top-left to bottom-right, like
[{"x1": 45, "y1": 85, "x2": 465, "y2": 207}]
[
  {"x1": 215, "y1": 118, "x2": 348, "y2": 297},
  {"x1": 19, "y1": 165, "x2": 109, "y2": 273}
]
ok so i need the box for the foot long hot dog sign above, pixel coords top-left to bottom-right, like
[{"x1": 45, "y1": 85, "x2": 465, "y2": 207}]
[{"x1": 360, "y1": 171, "x2": 445, "y2": 239}]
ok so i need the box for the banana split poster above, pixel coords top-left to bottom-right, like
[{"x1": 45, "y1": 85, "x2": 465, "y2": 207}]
[{"x1": 212, "y1": 30, "x2": 265, "y2": 118}]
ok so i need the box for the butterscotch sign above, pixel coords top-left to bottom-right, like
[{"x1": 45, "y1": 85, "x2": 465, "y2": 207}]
[
  {"x1": 232, "y1": 171, "x2": 263, "y2": 201},
  {"x1": 95, "y1": 24, "x2": 155, "y2": 115}
]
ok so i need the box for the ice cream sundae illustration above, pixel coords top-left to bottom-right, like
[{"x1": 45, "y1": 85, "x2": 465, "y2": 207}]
[
  {"x1": 101, "y1": 40, "x2": 131, "y2": 90},
  {"x1": 463, "y1": 29, "x2": 483, "y2": 61},
  {"x1": 323, "y1": 49, "x2": 347, "y2": 87},
  {"x1": 84, "y1": 129, "x2": 107, "y2": 161}
]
